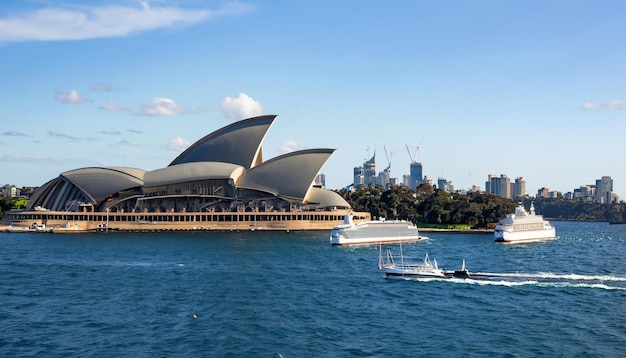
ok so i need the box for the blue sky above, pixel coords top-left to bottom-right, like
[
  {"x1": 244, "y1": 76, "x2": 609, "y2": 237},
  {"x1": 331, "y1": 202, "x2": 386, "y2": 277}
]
[{"x1": 1, "y1": 0, "x2": 626, "y2": 198}]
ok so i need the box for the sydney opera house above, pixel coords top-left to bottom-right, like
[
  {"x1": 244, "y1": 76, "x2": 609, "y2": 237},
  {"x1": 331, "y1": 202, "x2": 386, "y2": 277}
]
[{"x1": 3, "y1": 115, "x2": 369, "y2": 232}]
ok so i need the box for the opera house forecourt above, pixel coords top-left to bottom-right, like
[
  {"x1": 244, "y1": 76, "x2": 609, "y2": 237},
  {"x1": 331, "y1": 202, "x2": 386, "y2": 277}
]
[{"x1": 2, "y1": 115, "x2": 370, "y2": 233}]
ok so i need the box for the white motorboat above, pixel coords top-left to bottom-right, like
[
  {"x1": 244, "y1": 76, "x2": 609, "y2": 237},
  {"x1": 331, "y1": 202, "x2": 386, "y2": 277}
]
[
  {"x1": 329, "y1": 214, "x2": 421, "y2": 245},
  {"x1": 378, "y1": 244, "x2": 445, "y2": 278},
  {"x1": 494, "y1": 202, "x2": 556, "y2": 243}
]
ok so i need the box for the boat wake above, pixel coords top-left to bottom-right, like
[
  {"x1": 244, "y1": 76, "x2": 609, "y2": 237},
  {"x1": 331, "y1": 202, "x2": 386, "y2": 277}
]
[{"x1": 393, "y1": 272, "x2": 626, "y2": 290}]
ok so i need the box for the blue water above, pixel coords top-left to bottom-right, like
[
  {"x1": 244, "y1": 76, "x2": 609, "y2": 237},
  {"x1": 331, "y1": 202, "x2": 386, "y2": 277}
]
[{"x1": 1, "y1": 221, "x2": 625, "y2": 357}]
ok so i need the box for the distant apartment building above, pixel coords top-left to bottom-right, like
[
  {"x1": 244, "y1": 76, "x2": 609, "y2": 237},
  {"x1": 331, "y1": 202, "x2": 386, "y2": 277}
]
[
  {"x1": 402, "y1": 173, "x2": 411, "y2": 187},
  {"x1": 537, "y1": 187, "x2": 549, "y2": 198},
  {"x1": 353, "y1": 167, "x2": 364, "y2": 187},
  {"x1": 573, "y1": 185, "x2": 594, "y2": 200},
  {"x1": 315, "y1": 173, "x2": 326, "y2": 188},
  {"x1": 377, "y1": 168, "x2": 391, "y2": 187},
  {"x1": 595, "y1": 176, "x2": 614, "y2": 203},
  {"x1": 486, "y1": 174, "x2": 512, "y2": 198},
  {"x1": 437, "y1": 177, "x2": 454, "y2": 193},
  {"x1": 1, "y1": 184, "x2": 19, "y2": 198},
  {"x1": 513, "y1": 177, "x2": 526, "y2": 198}
]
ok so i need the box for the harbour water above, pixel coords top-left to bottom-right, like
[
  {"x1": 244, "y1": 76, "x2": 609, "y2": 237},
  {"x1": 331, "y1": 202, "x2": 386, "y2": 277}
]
[{"x1": 1, "y1": 221, "x2": 625, "y2": 356}]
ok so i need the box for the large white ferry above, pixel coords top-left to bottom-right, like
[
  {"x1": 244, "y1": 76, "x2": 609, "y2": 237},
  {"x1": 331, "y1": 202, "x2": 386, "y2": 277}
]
[
  {"x1": 329, "y1": 215, "x2": 422, "y2": 245},
  {"x1": 494, "y1": 202, "x2": 556, "y2": 243}
]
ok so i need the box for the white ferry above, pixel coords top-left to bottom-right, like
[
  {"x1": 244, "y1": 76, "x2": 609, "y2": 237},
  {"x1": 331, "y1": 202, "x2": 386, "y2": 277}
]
[
  {"x1": 329, "y1": 214, "x2": 422, "y2": 245},
  {"x1": 494, "y1": 202, "x2": 556, "y2": 243}
]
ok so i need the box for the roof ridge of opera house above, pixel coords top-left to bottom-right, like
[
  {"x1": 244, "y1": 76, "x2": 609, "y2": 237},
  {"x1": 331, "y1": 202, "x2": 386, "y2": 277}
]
[{"x1": 2, "y1": 115, "x2": 370, "y2": 233}]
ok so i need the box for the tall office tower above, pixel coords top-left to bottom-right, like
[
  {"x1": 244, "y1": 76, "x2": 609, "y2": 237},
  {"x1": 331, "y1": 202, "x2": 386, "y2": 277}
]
[
  {"x1": 595, "y1": 176, "x2": 614, "y2": 203},
  {"x1": 485, "y1": 174, "x2": 497, "y2": 194},
  {"x1": 353, "y1": 166, "x2": 364, "y2": 187},
  {"x1": 499, "y1": 174, "x2": 512, "y2": 198},
  {"x1": 402, "y1": 173, "x2": 411, "y2": 187},
  {"x1": 364, "y1": 153, "x2": 376, "y2": 185},
  {"x1": 378, "y1": 169, "x2": 391, "y2": 187},
  {"x1": 487, "y1": 174, "x2": 511, "y2": 198},
  {"x1": 409, "y1": 162, "x2": 423, "y2": 191},
  {"x1": 514, "y1": 177, "x2": 526, "y2": 198}
]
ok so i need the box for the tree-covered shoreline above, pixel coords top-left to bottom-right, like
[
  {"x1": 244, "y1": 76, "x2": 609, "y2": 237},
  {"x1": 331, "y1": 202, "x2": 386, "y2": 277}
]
[{"x1": 337, "y1": 184, "x2": 626, "y2": 228}]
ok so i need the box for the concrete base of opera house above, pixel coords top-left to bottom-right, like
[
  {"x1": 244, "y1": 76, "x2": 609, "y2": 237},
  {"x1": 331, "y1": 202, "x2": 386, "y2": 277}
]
[{"x1": 2, "y1": 210, "x2": 372, "y2": 233}]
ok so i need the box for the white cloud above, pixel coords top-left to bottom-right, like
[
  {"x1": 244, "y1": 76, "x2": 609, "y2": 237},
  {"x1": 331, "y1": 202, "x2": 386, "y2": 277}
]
[
  {"x1": 90, "y1": 83, "x2": 112, "y2": 91},
  {"x1": 48, "y1": 131, "x2": 95, "y2": 141},
  {"x1": 100, "y1": 101, "x2": 130, "y2": 112},
  {"x1": 55, "y1": 90, "x2": 90, "y2": 104},
  {"x1": 279, "y1": 140, "x2": 303, "y2": 153},
  {"x1": 3, "y1": 131, "x2": 28, "y2": 137},
  {"x1": 0, "y1": 1, "x2": 254, "y2": 43},
  {"x1": 137, "y1": 97, "x2": 186, "y2": 116},
  {"x1": 583, "y1": 102, "x2": 603, "y2": 109},
  {"x1": 164, "y1": 137, "x2": 190, "y2": 151},
  {"x1": 583, "y1": 99, "x2": 626, "y2": 110},
  {"x1": 219, "y1": 93, "x2": 264, "y2": 120},
  {"x1": 608, "y1": 100, "x2": 626, "y2": 110}
]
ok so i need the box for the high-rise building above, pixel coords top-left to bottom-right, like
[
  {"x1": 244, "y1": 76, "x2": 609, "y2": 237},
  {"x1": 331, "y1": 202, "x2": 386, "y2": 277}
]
[
  {"x1": 353, "y1": 153, "x2": 377, "y2": 187},
  {"x1": 315, "y1": 173, "x2": 326, "y2": 188},
  {"x1": 353, "y1": 166, "x2": 364, "y2": 187},
  {"x1": 377, "y1": 168, "x2": 390, "y2": 187},
  {"x1": 595, "y1": 176, "x2": 614, "y2": 203},
  {"x1": 485, "y1": 174, "x2": 496, "y2": 193},
  {"x1": 364, "y1": 153, "x2": 376, "y2": 185},
  {"x1": 402, "y1": 173, "x2": 411, "y2": 187},
  {"x1": 513, "y1": 177, "x2": 526, "y2": 198},
  {"x1": 486, "y1": 174, "x2": 511, "y2": 198},
  {"x1": 437, "y1": 177, "x2": 454, "y2": 193},
  {"x1": 409, "y1": 162, "x2": 423, "y2": 190}
]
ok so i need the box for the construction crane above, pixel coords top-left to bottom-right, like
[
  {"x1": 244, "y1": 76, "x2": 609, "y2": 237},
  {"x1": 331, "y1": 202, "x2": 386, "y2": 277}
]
[
  {"x1": 405, "y1": 144, "x2": 419, "y2": 164},
  {"x1": 384, "y1": 146, "x2": 392, "y2": 171}
]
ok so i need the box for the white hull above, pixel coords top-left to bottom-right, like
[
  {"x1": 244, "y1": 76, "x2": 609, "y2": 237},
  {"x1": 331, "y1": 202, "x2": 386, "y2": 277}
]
[
  {"x1": 382, "y1": 266, "x2": 446, "y2": 278},
  {"x1": 494, "y1": 228, "x2": 556, "y2": 243},
  {"x1": 494, "y1": 203, "x2": 556, "y2": 244},
  {"x1": 330, "y1": 234, "x2": 422, "y2": 245},
  {"x1": 378, "y1": 249, "x2": 445, "y2": 278},
  {"x1": 330, "y1": 216, "x2": 421, "y2": 245}
]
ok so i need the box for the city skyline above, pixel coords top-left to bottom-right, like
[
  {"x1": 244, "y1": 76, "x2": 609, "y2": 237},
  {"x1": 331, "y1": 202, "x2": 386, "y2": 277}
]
[
  {"x1": 2, "y1": 1, "x2": 626, "y2": 198},
  {"x1": 349, "y1": 153, "x2": 617, "y2": 201}
]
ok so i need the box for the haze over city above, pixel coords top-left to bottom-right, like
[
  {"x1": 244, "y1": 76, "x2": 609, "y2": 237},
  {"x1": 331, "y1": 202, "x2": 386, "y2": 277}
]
[{"x1": 1, "y1": 1, "x2": 625, "y2": 198}]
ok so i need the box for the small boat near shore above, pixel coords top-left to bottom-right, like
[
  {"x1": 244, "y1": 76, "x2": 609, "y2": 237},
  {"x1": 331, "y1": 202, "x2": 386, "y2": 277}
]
[
  {"x1": 494, "y1": 202, "x2": 556, "y2": 244},
  {"x1": 330, "y1": 214, "x2": 422, "y2": 245},
  {"x1": 3, "y1": 222, "x2": 52, "y2": 233},
  {"x1": 378, "y1": 244, "x2": 470, "y2": 279}
]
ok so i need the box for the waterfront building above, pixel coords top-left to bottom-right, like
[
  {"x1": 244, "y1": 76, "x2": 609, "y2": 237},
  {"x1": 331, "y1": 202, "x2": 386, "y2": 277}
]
[{"x1": 3, "y1": 115, "x2": 369, "y2": 231}]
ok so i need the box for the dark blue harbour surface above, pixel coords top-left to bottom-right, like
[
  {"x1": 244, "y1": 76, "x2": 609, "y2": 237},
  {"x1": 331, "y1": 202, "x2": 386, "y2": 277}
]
[{"x1": 1, "y1": 221, "x2": 625, "y2": 356}]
